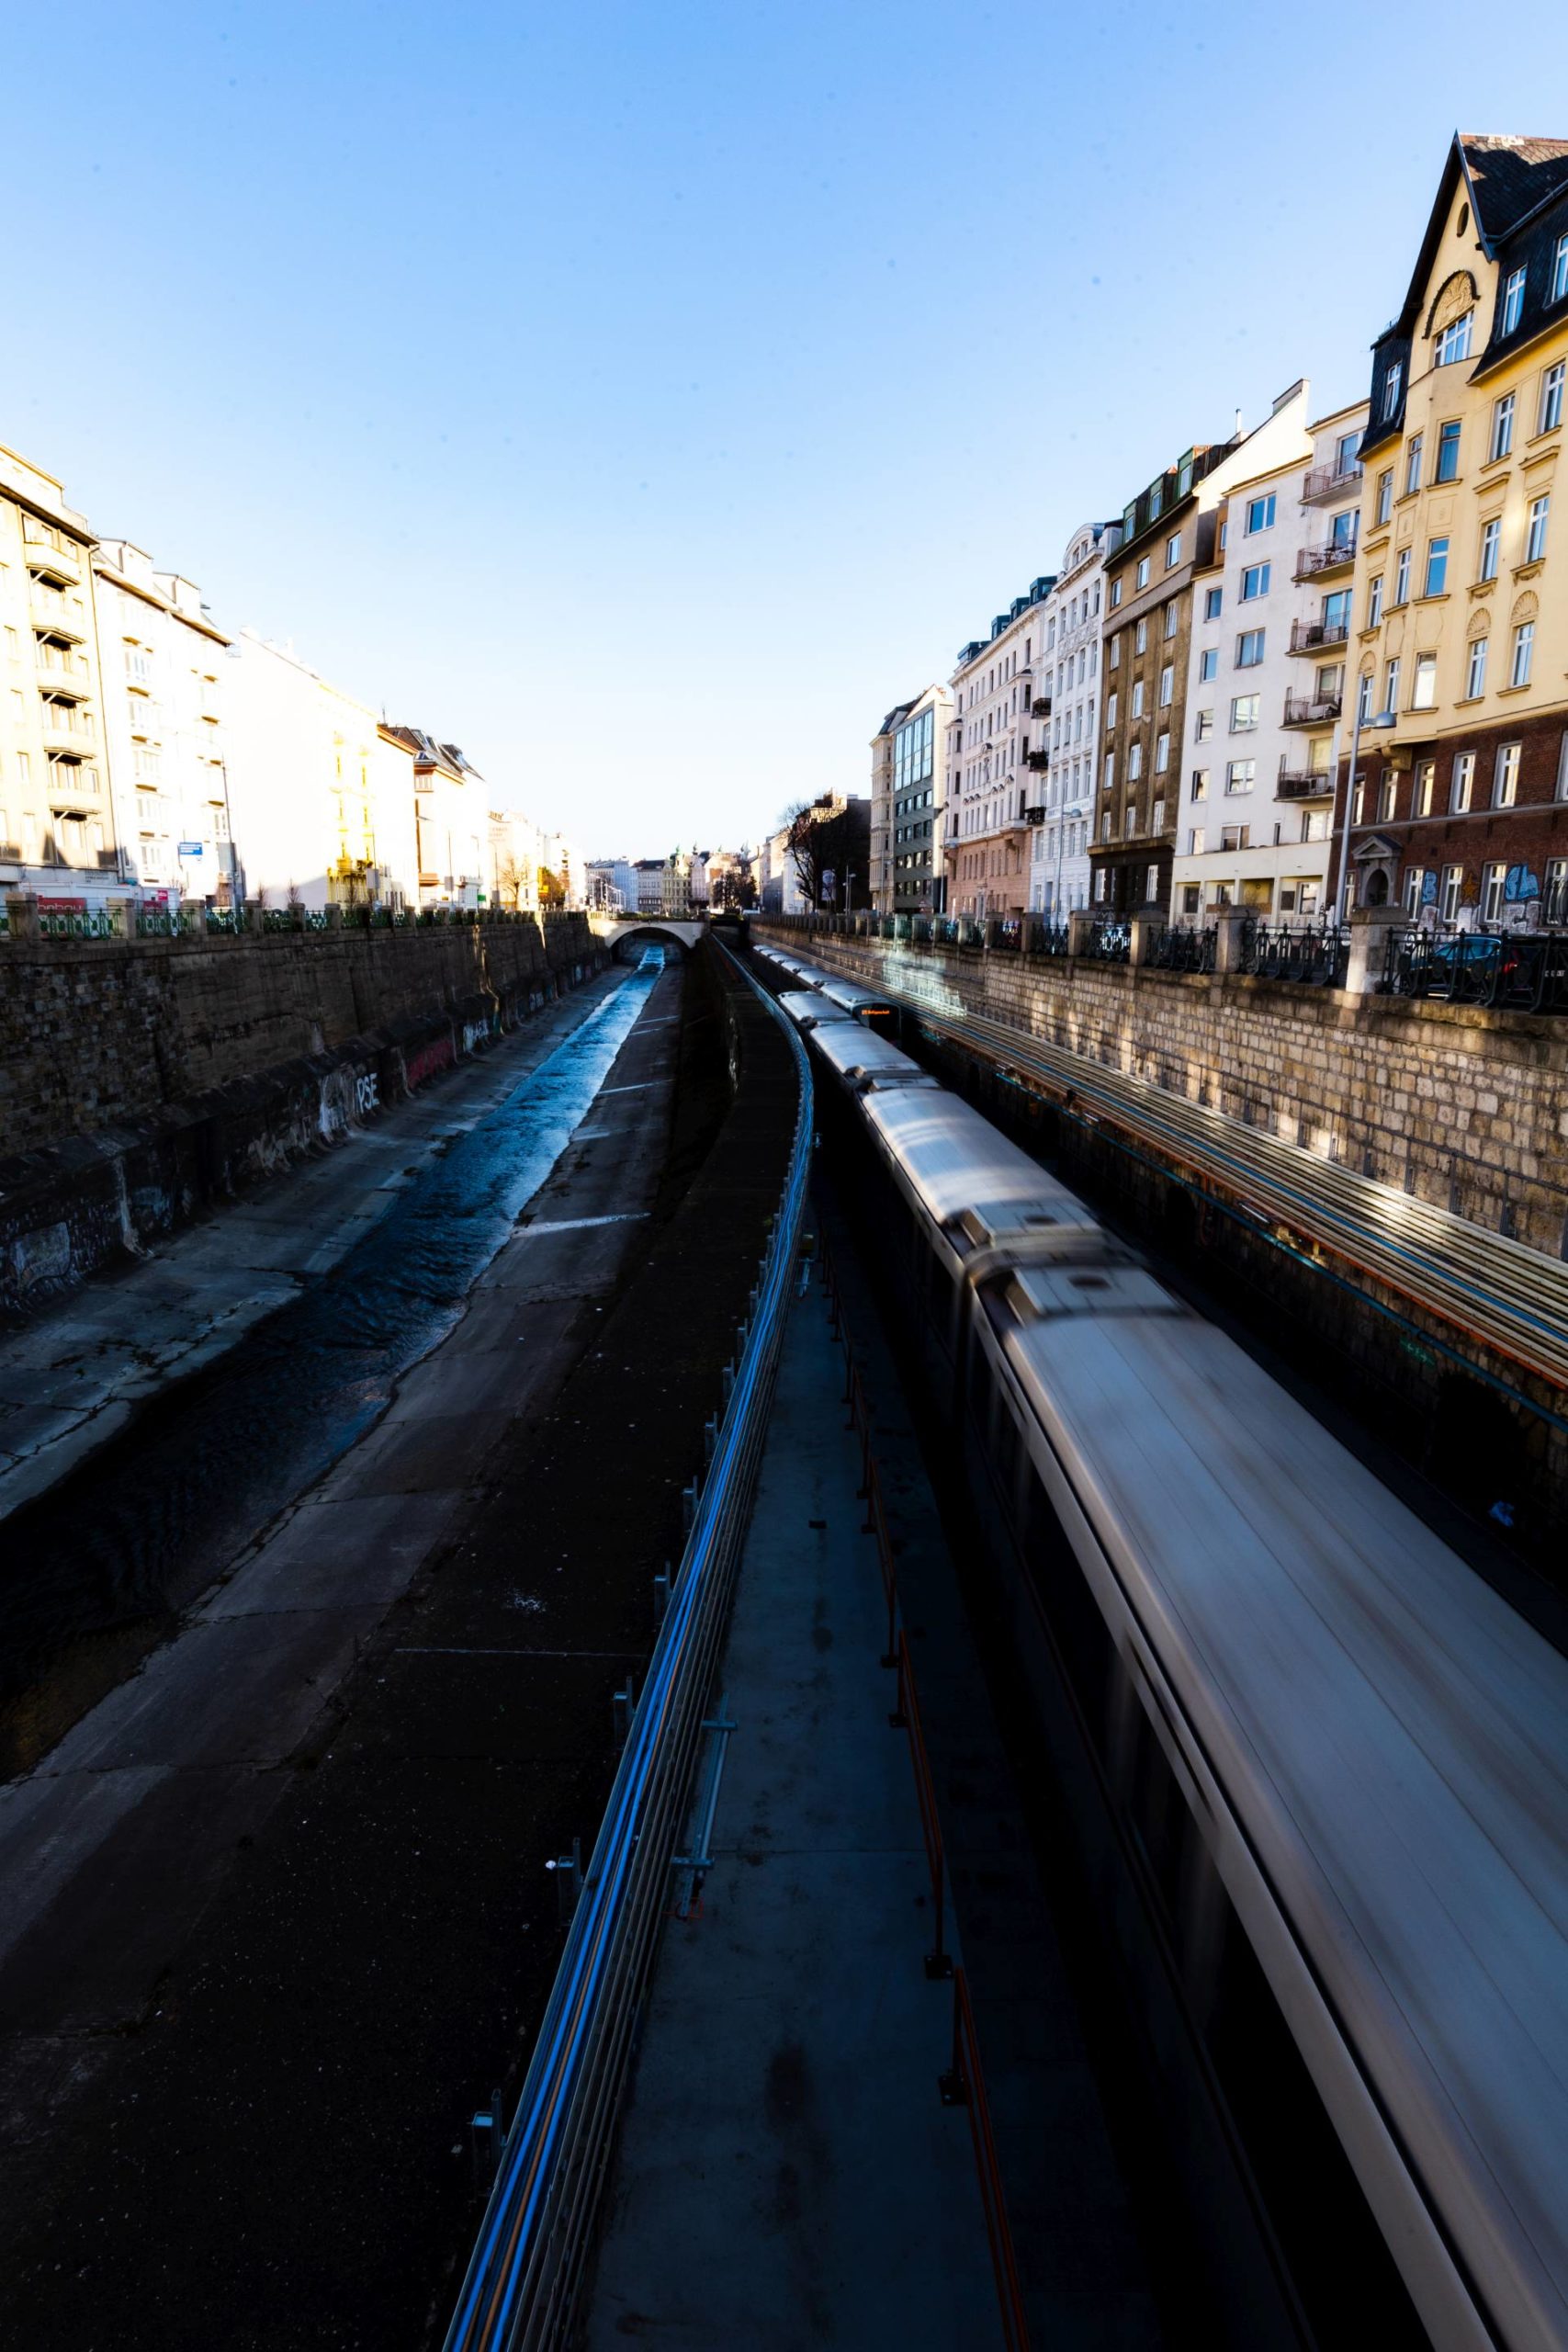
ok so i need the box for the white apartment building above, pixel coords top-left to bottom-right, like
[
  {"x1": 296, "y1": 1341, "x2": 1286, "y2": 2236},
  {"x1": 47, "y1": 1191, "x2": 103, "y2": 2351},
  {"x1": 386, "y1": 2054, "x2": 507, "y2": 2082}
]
[
  {"x1": 93, "y1": 543, "x2": 233, "y2": 908},
  {"x1": 0, "y1": 441, "x2": 119, "y2": 909},
  {"x1": 1029, "y1": 524, "x2": 1117, "y2": 916},
  {"x1": 585, "y1": 856, "x2": 637, "y2": 911},
  {"x1": 226, "y1": 637, "x2": 421, "y2": 910},
  {"x1": 489, "y1": 808, "x2": 547, "y2": 910},
  {"x1": 947, "y1": 575, "x2": 1055, "y2": 918},
  {"x1": 1170, "y1": 397, "x2": 1368, "y2": 922}
]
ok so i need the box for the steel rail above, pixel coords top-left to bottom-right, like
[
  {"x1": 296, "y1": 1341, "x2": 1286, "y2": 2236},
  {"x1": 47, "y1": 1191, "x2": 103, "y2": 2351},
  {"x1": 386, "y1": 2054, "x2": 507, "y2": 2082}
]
[
  {"x1": 443, "y1": 944, "x2": 812, "y2": 2352},
  {"x1": 783, "y1": 933, "x2": 1568, "y2": 1396}
]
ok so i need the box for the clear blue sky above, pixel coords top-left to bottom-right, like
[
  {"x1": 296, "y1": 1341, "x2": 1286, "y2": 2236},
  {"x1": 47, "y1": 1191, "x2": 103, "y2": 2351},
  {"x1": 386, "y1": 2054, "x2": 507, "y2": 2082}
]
[{"x1": 6, "y1": 3, "x2": 1566, "y2": 857}]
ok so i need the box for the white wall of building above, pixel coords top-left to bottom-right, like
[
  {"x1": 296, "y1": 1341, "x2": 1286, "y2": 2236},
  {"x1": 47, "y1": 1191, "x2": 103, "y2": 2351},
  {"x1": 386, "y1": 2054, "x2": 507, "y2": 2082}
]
[
  {"x1": 93, "y1": 544, "x2": 231, "y2": 906},
  {"x1": 1030, "y1": 525, "x2": 1116, "y2": 915}
]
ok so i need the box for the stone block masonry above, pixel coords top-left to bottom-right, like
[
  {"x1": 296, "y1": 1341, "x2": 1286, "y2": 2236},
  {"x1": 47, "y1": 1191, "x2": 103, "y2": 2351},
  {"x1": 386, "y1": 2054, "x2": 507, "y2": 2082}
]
[
  {"x1": 0, "y1": 913, "x2": 604, "y2": 1315},
  {"x1": 757, "y1": 922, "x2": 1568, "y2": 1261}
]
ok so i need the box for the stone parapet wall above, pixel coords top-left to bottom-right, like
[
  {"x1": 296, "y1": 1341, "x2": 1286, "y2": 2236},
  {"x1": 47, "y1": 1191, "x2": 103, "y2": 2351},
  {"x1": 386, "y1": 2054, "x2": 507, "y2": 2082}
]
[{"x1": 754, "y1": 921, "x2": 1568, "y2": 1259}]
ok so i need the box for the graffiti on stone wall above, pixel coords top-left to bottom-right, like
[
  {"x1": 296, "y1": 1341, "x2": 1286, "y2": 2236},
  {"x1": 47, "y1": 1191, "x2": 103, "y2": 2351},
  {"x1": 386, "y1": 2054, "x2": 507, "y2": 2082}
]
[{"x1": 403, "y1": 1035, "x2": 456, "y2": 1091}]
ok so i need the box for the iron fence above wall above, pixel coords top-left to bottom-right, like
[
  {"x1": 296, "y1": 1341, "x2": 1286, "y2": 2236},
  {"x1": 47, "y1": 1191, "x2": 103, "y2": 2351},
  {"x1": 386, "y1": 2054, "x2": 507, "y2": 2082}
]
[
  {"x1": 1381, "y1": 924, "x2": 1568, "y2": 1015},
  {"x1": 1240, "y1": 921, "x2": 1348, "y2": 988},
  {"x1": 1147, "y1": 923, "x2": 1217, "y2": 975}
]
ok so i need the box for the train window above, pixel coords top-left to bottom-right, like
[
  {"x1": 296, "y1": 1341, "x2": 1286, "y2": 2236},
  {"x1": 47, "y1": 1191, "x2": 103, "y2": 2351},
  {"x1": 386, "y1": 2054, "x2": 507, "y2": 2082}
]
[
  {"x1": 967, "y1": 1328, "x2": 994, "y2": 1430},
  {"x1": 926, "y1": 1250, "x2": 954, "y2": 1335},
  {"x1": 1022, "y1": 1468, "x2": 1114, "y2": 1753},
  {"x1": 995, "y1": 1397, "x2": 1021, "y2": 1500},
  {"x1": 1207, "y1": 1917, "x2": 1428, "y2": 2346}
]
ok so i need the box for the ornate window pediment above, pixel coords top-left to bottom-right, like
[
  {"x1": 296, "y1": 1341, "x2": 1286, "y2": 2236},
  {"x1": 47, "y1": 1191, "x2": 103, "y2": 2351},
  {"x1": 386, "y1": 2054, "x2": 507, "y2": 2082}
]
[
  {"x1": 1426, "y1": 270, "x2": 1479, "y2": 337},
  {"x1": 1467, "y1": 606, "x2": 1491, "y2": 641},
  {"x1": 1511, "y1": 589, "x2": 1540, "y2": 627}
]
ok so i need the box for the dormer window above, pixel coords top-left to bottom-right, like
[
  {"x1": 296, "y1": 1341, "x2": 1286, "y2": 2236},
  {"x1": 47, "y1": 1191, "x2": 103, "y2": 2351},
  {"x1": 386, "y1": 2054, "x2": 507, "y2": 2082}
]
[
  {"x1": 1500, "y1": 268, "x2": 1526, "y2": 336},
  {"x1": 1382, "y1": 359, "x2": 1404, "y2": 419},
  {"x1": 1434, "y1": 310, "x2": 1473, "y2": 365}
]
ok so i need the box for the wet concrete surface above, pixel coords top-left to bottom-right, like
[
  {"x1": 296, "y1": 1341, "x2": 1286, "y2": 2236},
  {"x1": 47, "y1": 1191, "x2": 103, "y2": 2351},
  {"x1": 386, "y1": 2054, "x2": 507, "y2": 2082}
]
[
  {"x1": 0, "y1": 960, "x2": 661, "y2": 1769},
  {"x1": 0, "y1": 945, "x2": 799, "y2": 2351}
]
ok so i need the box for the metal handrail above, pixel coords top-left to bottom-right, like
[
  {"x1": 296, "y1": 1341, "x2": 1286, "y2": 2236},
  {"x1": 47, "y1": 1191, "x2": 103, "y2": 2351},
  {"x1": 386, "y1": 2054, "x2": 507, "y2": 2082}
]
[{"x1": 443, "y1": 943, "x2": 812, "y2": 2352}]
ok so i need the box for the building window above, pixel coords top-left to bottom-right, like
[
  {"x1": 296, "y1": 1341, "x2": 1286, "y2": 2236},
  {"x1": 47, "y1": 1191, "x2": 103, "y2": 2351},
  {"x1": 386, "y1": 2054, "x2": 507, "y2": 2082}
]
[
  {"x1": 1131, "y1": 679, "x2": 1145, "y2": 718},
  {"x1": 1165, "y1": 533, "x2": 1181, "y2": 568},
  {"x1": 1155, "y1": 731, "x2": 1169, "y2": 773},
  {"x1": 1412, "y1": 652, "x2": 1438, "y2": 710},
  {"x1": 1229, "y1": 694, "x2": 1260, "y2": 732},
  {"x1": 1376, "y1": 469, "x2": 1393, "y2": 525},
  {"x1": 1357, "y1": 673, "x2": 1374, "y2": 724},
  {"x1": 1158, "y1": 664, "x2": 1174, "y2": 707},
  {"x1": 1378, "y1": 774, "x2": 1397, "y2": 822},
  {"x1": 1203, "y1": 586, "x2": 1222, "y2": 620},
  {"x1": 1225, "y1": 760, "x2": 1256, "y2": 794},
  {"x1": 1545, "y1": 857, "x2": 1568, "y2": 926},
  {"x1": 1135, "y1": 556, "x2": 1150, "y2": 589},
  {"x1": 1494, "y1": 741, "x2": 1521, "y2": 806},
  {"x1": 1553, "y1": 233, "x2": 1568, "y2": 303},
  {"x1": 1435, "y1": 421, "x2": 1461, "y2": 481},
  {"x1": 1382, "y1": 656, "x2": 1401, "y2": 713},
  {"x1": 1195, "y1": 710, "x2": 1213, "y2": 741},
  {"x1": 1369, "y1": 575, "x2": 1384, "y2": 628},
  {"x1": 1483, "y1": 861, "x2": 1507, "y2": 924},
  {"x1": 1188, "y1": 827, "x2": 1205, "y2": 856},
  {"x1": 1466, "y1": 636, "x2": 1488, "y2": 698},
  {"x1": 1190, "y1": 769, "x2": 1209, "y2": 800},
  {"x1": 1110, "y1": 634, "x2": 1121, "y2": 670},
  {"x1": 1110, "y1": 578, "x2": 1122, "y2": 608},
  {"x1": 1151, "y1": 798, "x2": 1166, "y2": 831},
  {"x1": 1235, "y1": 629, "x2": 1265, "y2": 667},
  {"x1": 1163, "y1": 602, "x2": 1178, "y2": 640},
  {"x1": 1128, "y1": 741, "x2": 1144, "y2": 779},
  {"x1": 1245, "y1": 493, "x2": 1276, "y2": 534},
  {"x1": 1436, "y1": 309, "x2": 1474, "y2": 364},
  {"x1": 1240, "y1": 562, "x2": 1270, "y2": 601},
  {"x1": 1543, "y1": 361, "x2": 1565, "y2": 435},
  {"x1": 1479, "y1": 516, "x2": 1501, "y2": 581},
  {"x1": 1510, "y1": 623, "x2": 1535, "y2": 687},
  {"x1": 1393, "y1": 547, "x2": 1411, "y2": 605},
  {"x1": 1527, "y1": 493, "x2": 1551, "y2": 563},
  {"x1": 1416, "y1": 758, "x2": 1437, "y2": 815},
  {"x1": 1382, "y1": 360, "x2": 1403, "y2": 420},
  {"x1": 1424, "y1": 537, "x2": 1450, "y2": 595},
  {"x1": 1198, "y1": 649, "x2": 1218, "y2": 683},
  {"x1": 1405, "y1": 434, "x2": 1423, "y2": 494},
  {"x1": 1403, "y1": 864, "x2": 1424, "y2": 917},
  {"x1": 1145, "y1": 864, "x2": 1160, "y2": 902},
  {"x1": 1451, "y1": 752, "x2": 1475, "y2": 812},
  {"x1": 1559, "y1": 731, "x2": 1568, "y2": 802},
  {"x1": 1104, "y1": 752, "x2": 1115, "y2": 791},
  {"x1": 1490, "y1": 393, "x2": 1515, "y2": 461},
  {"x1": 1221, "y1": 824, "x2": 1249, "y2": 853},
  {"x1": 1500, "y1": 268, "x2": 1527, "y2": 336},
  {"x1": 1440, "y1": 863, "x2": 1463, "y2": 922},
  {"x1": 1123, "y1": 803, "x2": 1137, "y2": 835}
]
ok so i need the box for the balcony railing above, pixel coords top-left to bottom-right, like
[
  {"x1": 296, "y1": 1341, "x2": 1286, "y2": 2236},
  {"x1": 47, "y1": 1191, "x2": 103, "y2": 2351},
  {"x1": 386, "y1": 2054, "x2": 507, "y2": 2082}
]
[
  {"x1": 1025, "y1": 746, "x2": 1050, "y2": 770},
  {"x1": 1031, "y1": 693, "x2": 1052, "y2": 717},
  {"x1": 1277, "y1": 758, "x2": 1335, "y2": 798},
  {"x1": 1293, "y1": 538, "x2": 1358, "y2": 579},
  {"x1": 1288, "y1": 616, "x2": 1349, "y2": 654},
  {"x1": 1282, "y1": 691, "x2": 1341, "y2": 727},
  {"x1": 1302, "y1": 459, "x2": 1363, "y2": 503},
  {"x1": 1024, "y1": 805, "x2": 1045, "y2": 825}
]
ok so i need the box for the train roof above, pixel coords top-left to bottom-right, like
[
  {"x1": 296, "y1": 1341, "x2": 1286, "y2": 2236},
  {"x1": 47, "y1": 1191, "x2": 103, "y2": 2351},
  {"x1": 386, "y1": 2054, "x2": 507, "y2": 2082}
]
[
  {"x1": 863, "y1": 1090, "x2": 1100, "y2": 1246},
  {"x1": 807, "y1": 1023, "x2": 940, "y2": 1090},
  {"x1": 815, "y1": 972, "x2": 895, "y2": 1017},
  {"x1": 776, "y1": 989, "x2": 854, "y2": 1029},
  {"x1": 999, "y1": 1302, "x2": 1568, "y2": 2343}
]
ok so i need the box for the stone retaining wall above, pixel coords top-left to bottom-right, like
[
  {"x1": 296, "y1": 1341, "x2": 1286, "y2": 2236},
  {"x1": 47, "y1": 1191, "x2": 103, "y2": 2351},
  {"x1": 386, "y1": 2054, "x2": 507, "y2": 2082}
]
[
  {"x1": 0, "y1": 915, "x2": 603, "y2": 1316},
  {"x1": 755, "y1": 921, "x2": 1568, "y2": 1259}
]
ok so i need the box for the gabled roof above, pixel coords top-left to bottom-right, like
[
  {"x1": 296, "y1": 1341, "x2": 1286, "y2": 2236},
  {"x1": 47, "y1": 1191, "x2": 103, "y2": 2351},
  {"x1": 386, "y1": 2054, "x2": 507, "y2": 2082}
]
[{"x1": 1386, "y1": 133, "x2": 1568, "y2": 338}]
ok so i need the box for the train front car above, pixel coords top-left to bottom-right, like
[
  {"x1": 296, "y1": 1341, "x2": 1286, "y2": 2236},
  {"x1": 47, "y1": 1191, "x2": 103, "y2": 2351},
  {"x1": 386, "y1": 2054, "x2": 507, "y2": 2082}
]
[
  {"x1": 776, "y1": 989, "x2": 854, "y2": 1032},
  {"x1": 975, "y1": 1243, "x2": 1568, "y2": 2351},
  {"x1": 805, "y1": 1023, "x2": 940, "y2": 1097},
  {"x1": 813, "y1": 971, "x2": 897, "y2": 1024}
]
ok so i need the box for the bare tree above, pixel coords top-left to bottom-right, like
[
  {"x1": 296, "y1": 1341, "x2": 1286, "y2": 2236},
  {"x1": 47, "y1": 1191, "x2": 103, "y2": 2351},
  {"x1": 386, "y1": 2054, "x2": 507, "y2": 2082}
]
[{"x1": 777, "y1": 797, "x2": 871, "y2": 910}]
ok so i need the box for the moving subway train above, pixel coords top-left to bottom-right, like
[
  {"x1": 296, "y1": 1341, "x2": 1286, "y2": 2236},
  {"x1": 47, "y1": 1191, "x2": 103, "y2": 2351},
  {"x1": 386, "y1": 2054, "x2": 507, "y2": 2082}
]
[{"x1": 756, "y1": 940, "x2": 1568, "y2": 2352}]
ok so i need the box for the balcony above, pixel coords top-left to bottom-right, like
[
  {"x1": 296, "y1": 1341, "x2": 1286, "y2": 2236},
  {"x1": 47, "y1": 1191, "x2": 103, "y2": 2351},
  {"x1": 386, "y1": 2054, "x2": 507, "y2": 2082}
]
[
  {"x1": 1025, "y1": 746, "x2": 1050, "y2": 770},
  {"x1": 39, "y1": 702, "x2": 96, "y2": 752},
  {"x1": 1288, "y1": 616, "x2": 1349, "y2": 655},
  {"x1": 29, "y1": 588, "x2": 85, "y2": 639},
  {"x1": 1293, "y1": 538, "x2": 1358, "y2": 581},
  {"x1": 1277, "y1": 758, "x2": 1335, "y2": 799},
  {"x1": 1282, "y1": 691, "x2": 1341, "y2": 728},
  {"x1": 23, "y1": 531, "x2": 80, "y2": 582},
  {"x1": 36, "y1": 646, "x2": 91, "y2": 695},
  {"x1": 1031, "y1": 693, "x2": 1052, "y2": 717},
  {"x1": 1024, "y1": 806, "x2": 1046, "y2": 826},
  {"x1": 1302, "y1": 460, "x2": 1363, "y2": 506}
]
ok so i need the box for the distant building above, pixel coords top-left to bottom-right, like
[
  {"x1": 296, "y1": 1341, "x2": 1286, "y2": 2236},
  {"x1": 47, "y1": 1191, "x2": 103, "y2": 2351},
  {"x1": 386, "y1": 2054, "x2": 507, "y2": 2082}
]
[
  {"x1": 872, "y1": 687, "x2": 950, "y2": 914},
  {"x1": 585, "y1": 856, "x2": 637, "y2": 911},
  {"x1": 379, "y1": 725, "x2": 487, "y2": 910},
  {"x1": 489, "y1": 808, "x2": 546, "y2": 910},
  {"x1": 1029, "y1": 525, "x2": 1118, "y2": 919},
  {"x1": 869, "y1": 697, "x2": 913, "y2": 910},
  {"x1": 0, "y1": 438, "x2": 120, "y2": 908},
  {"x1": 93, "y1": 541, "x2": 232, "y2": 908},
  {"x1": 948, "y1": 577, "x2": 1055, "y2": 918}
]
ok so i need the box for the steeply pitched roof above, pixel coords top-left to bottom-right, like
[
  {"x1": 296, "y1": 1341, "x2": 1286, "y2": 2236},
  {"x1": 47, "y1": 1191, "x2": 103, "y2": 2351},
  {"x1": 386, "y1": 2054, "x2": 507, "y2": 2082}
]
[{"x1": 1460, "y1": 135, "x2": 1568, "y2": 244}]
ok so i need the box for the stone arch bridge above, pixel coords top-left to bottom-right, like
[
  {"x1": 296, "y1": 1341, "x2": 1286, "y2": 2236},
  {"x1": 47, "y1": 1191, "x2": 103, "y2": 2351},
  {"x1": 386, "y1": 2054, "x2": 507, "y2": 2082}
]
[{"x1": 586, "y1": 917, "x2": 709, "y2": 961}]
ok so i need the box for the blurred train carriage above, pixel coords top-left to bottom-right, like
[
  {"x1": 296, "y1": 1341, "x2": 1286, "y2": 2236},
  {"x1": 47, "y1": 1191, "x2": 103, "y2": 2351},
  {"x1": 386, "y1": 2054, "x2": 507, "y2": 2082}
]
[{"x1": 755, "y1": 935, "x2": 1568, "y2": 2352}]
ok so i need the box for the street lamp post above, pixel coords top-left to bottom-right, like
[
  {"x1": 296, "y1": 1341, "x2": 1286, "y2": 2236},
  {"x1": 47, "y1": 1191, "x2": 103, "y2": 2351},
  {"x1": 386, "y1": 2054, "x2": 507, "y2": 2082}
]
[{"x1": 1332, "y1": 695, "x2": 1397, "y2": 929}]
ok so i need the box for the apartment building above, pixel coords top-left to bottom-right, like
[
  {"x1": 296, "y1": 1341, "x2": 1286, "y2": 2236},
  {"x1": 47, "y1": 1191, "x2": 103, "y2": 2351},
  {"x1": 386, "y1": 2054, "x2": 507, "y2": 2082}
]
[
  {"x1": 948, "y1": 575, "x2": 1054, "y2": 918},
  {"x1": 1169, "y1": 398, "x2": 1369, "y2": 921},
  {"x1": 93, "y1": 542, "x2": 234, "y2": 907},
  {"x1": 1098, "y1": 387, "x2": 1313, "y2": 916},
  {"x1": 490, "y1": 808, "x2": 547, "y2": 910},
  {"x1": 1340, "y1": 134, "x2": 1568, "y2": 928},
  {"x1": 1029, "y1": 524, "x2": 1117, "y2": 917},
  {"x1": 585, "y1": 856, "x2": 637, "y2": 911},
  {"x1": 883, "y1": 685, "x2": 950, "y2": 912},
  {"x1": 0, "y1": 442, "x2": 119, "y2": 907},
  {"x1": 869, "y1": 699, "x2": 910, "y2": 910},
  {"x1": 226, "y1": 638, "x2": 420, "y2": 910},
  {"x1": 380, "y1": 725, "x2": 486, "y2": 910}
]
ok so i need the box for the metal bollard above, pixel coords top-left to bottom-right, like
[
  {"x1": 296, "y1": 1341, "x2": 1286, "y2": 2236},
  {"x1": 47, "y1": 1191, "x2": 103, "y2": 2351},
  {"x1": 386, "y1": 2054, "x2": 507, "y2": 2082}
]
[{"x1": 546, "y1": 1837, "x2": 581, "y2": 1923}]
